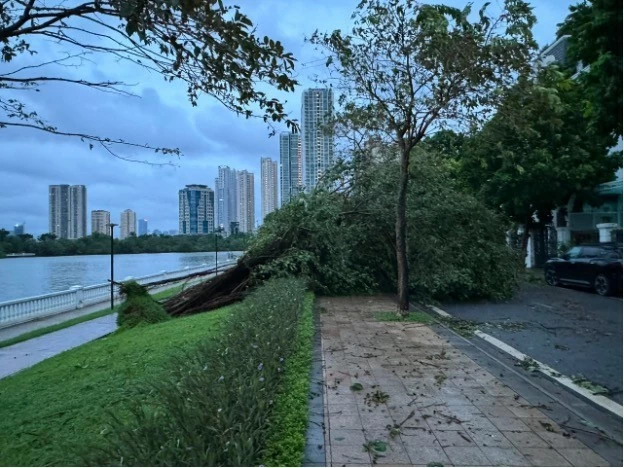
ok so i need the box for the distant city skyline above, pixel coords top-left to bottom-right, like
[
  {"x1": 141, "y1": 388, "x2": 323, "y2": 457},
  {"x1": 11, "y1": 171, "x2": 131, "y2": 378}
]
[{"x1": 0, "y1": 1, "x2": 573, "y2": 236}]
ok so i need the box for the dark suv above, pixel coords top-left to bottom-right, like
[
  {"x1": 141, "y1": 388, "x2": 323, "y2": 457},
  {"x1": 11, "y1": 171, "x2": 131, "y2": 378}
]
[{"x1": 544, "y1": 243, "x2": 622, "y2": 296}]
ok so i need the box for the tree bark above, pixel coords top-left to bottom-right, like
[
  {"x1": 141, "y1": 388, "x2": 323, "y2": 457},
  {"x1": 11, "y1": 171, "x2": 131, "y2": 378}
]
[{"x1": 396, "y1": 150, "x2": 410, "y2": 315}]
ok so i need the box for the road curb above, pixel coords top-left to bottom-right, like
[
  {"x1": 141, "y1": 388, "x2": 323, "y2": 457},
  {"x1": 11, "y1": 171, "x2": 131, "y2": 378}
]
[{"x1": 426, "y1": 303, "x2": 624, "y2": 419}]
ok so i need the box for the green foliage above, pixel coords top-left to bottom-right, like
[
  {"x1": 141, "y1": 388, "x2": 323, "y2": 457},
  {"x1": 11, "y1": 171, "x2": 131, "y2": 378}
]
[
  {"x1": 0, "y1": 231, "x2": 252, "y2": 257},
  {"x1": 253, "y1": 155, "x2": 520, "y2": 302},
  {"x1": 0, "y1": 306, "x2": 232, "y2": 466},
  {"x1": 248, "y1": 193, "x2": 379, "y2": 295},
  {"x1": 116, "y1": 281, "x2": 170, "y2": 329},
  {"x1": 558, "y1": 0, "x2": 623, "y2": 138},
  {"x1": 263, "y1": 293, "x2": 314, "y2": 467},
  {"x1": 448, "y1": 67, "x2": 620, "y2": 226},
  {"x1": 1, "y1": 0, "x2": 298, "y2": 154},
  {"x1": 90, "y1": 278, "x2": 310, "y2": 466}
]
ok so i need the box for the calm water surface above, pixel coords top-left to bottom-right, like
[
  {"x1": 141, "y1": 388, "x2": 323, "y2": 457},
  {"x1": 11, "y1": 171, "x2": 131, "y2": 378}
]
[{"x1": 0, "y1": 251, "x2": 242, "y2": 302}]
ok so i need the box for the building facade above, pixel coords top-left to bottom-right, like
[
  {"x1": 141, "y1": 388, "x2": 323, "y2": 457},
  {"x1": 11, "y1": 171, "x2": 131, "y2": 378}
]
[
  {"x1": 301, "y1": 88, "x2": 334, "y2": 191},
  {"x1": 49, "y1": 184, "x2": 87, "y2": 239},
  {"x1": 215, "y1": 166, "x2": 238, "y2": 234},
  {"x1": 236, "y1": 171, "x2": 255, "y2": 233},
  {"x1": 91, "y1": 210, "x2": 110, "y2": 235},
  {"x1": 279, "y1": 132, "x2": 301, "y2": 206},
  {"x1": 69, "y1": 185, "x2": 87, "y2": 239},
  {"x1": 178, "y1": 184, "x2": 214, "y2": 235},
  {"x1": 12, "y1": 223, "x2": 24, "y2": 236},
  {"x1": 119, "y1": 209, "x2": 137, "y2": 239},
  {"x1": 138, "y1": 218, "x2": 148, "y2": 236},
  {"x1": 261, "y1": 157, "x2": 278, "y2": 220}
]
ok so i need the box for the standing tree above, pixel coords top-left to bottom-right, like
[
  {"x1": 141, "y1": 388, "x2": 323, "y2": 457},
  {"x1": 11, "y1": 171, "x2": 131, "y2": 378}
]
[
  {"x1": 310, "y1": 0, "x2": 536, "y2": 313},
  {"x1": 452, "y1": 67, "x2": 620, "y2": 254},
  {"x1": 558, "y1": 0, "x2": 622, "y2": 139},
  {"x1": 0, "y1": 0, "x2": 298, "y2": 158}
]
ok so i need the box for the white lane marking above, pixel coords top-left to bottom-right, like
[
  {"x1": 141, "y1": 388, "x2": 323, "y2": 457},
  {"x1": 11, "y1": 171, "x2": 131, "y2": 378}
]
[{"x1": 427, "y1": 304, "x2": 624, "y2": 418}]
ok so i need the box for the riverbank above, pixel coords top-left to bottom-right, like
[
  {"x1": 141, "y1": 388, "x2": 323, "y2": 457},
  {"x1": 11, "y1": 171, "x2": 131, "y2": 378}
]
[{"x1": 0, "y1": 251, "x2": 242, "y2": 301}]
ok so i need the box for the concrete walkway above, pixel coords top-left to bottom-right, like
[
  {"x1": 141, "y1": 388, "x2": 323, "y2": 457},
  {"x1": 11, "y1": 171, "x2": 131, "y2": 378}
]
[
  {"x1": 319, "y1": 296, "x2": 611, "y2": 467},
  {"x1": 0, "y1": 314, "x2": 117, "y2": 379},
  {"x1": 0, "y1": 276, "x2": 210, "y2": 380}
]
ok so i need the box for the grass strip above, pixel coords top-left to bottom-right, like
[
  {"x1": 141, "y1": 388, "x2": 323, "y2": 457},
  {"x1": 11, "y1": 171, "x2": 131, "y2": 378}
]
[
  {"x1": 0, "y1": 284, "x2": 184, "y2": 349},
  {"x1": 0, "y1": 305, "x2": 232, "y2": 466},
  {"x1": 263, "y1": 292, "x2": 315, "y2": 467},
  {"x1": 89, "y1": 278, "x2": 308, "y2": 466},
  {"x1": 375, "y1": 310, "x2": 436, "y2": 324}
]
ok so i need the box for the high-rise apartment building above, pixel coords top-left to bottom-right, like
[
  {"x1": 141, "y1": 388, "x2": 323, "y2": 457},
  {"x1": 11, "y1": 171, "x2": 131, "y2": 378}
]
[
  {"x1": 178, "y1": 185, "x2": 215, "y2": 235},
  {"x1": 301, "y1": 88, "x2": 334, "y2": 191},
  {"x1": 261, "y1": 157, "x2": 278, "y2": 220},
  {"x1": 279, "y1": 132, "x2": 301, "y2": 206},
  {"x1": 91, "y1": 210, "x2": 110, "y2": 235},
  {"x1": 236, "y1": 171, "x2": 255, "y2": 233},
  {"x1": 49, "y1": 184, "x2": 87, "y2": 239},
  {"x1": 120, "y1": 209, "x2": 137, "y2": 239},
  {"x1": 138, "y1": 218, "x2": 148, "y2": 236},
  {"x1": 69, "y1": 185, "x2": 87, "y2": 239},
  {"x1": 215, "y1": 166, "x2": 238, "y2": 234}
]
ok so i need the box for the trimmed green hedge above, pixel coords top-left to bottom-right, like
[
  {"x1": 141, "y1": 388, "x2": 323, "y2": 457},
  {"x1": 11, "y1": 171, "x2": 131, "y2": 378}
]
[
  {"x1": 263, "y1": 293, "x2": 314, "y2": 466},
  {"x1": 88, "y1": 278, "x2": 312, "y2": 466}
]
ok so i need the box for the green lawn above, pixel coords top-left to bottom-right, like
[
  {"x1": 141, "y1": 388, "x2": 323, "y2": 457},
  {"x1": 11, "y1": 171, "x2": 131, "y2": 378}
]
[
  {"x1": 0, "y1": 284, "x2": 185, "y2": 349},
  {"x1": 0, "y1": 305, "x2": 232, "y2": 466}
]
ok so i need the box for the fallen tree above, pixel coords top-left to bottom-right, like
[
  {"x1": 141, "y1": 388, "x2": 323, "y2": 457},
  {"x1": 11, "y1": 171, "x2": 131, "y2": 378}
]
[{"x1": 163, "y1": 153, "x2": 521, "y2": 316}]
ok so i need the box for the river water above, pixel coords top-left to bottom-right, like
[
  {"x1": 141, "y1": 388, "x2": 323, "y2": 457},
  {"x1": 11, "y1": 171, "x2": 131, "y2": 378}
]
[{"x1": 0, "y1": 251, "x2": 242, "y2": 302}]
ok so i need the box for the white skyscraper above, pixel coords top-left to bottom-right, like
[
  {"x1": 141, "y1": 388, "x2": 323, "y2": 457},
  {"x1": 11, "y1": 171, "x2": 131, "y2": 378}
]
[
  {"x1": 120, "y1": 209, "x2": 137, "y2": 239},
  {"x1": 261, "y1": 157, "x2": 278, "y2": 220},
  {"x1": 91, "y1": 210, "x2": 111, "y2": 235},
  {"x1": 215, "y1": 166, "x2": 238, "y2": 234},
  {"x1": 49, "y1": 184, "x2": 87, "y2": 239},
  {"x1": 301, "y1": 88, "x2": 334, "y2": 191},
  {"x1": 237, "y1": 170, "x2": 255, "y2": 233}
]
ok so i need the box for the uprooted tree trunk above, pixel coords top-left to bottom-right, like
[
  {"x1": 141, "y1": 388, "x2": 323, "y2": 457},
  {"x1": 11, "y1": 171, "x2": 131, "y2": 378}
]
[{"x1": 163, "y1": 236, "x2": 289, "y2": 316}]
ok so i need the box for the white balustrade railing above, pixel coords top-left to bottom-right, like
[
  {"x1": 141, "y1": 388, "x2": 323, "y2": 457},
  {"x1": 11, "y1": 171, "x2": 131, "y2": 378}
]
[{"x1": 0, "y1": 259, "x2": 238, "y2": 327}]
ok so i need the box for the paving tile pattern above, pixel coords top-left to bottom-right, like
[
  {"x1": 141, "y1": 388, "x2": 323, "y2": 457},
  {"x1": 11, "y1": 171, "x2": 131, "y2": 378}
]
[{"x1": 320, "y1": 296, "x2": 613, "y2": 467}]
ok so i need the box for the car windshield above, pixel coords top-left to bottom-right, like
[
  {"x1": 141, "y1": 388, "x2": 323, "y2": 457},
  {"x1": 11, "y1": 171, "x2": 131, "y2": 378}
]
[{"x1": 566, "y1": 246, "x2": 582, "y2": 258}]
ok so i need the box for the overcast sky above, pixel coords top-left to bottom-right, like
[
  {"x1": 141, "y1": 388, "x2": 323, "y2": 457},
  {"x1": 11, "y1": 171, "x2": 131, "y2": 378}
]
[{"x1": 0, "y1": 0, "x2": 575, "y2": 236}]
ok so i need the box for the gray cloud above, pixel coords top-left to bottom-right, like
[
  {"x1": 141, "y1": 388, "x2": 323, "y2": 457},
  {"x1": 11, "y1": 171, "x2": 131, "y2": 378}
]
[{"x1": 0, "y1": 0, "x2": 576, "y2": 235}]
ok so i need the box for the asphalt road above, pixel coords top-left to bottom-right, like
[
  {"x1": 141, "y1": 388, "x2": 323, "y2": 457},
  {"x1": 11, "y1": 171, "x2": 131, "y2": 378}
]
[{"x1": 441, "y1": 281, "x2": 623, "y2": 404}]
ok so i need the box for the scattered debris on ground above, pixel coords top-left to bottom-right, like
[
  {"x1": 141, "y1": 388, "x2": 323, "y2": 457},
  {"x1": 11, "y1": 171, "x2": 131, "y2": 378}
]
[
  {"x1": 571, "y1": 375, "x2": 611, "y2": 395},
  {"x1": 517, "y1": 357, "x2": 540, "y2": 372}
]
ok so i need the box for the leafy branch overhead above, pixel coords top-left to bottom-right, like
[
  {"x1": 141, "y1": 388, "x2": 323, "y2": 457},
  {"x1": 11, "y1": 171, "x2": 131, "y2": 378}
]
[{"x1": 0, "y1": 0, "x2": 298, "y2": 158}]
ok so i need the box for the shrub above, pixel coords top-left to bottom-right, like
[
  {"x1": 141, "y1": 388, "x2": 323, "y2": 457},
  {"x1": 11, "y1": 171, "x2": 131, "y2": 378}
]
[
  {"x1": 90, "y1": 278, "x2": 310, "y2": 466},
  {"x1": 263, "y1": 293, "x2": 314, "y2": 466},
  {"x1": 116, "y1": 281, "x2": 170, "y2": 328}
]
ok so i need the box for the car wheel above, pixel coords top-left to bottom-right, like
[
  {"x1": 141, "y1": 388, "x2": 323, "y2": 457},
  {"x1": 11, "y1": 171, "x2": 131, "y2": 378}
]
[
  {"x1": 594, "y1": 273, "x2": 612, "y2": 296},
  {"x1": 545, "y1": 267, "x2": 559, "y2": 286}
]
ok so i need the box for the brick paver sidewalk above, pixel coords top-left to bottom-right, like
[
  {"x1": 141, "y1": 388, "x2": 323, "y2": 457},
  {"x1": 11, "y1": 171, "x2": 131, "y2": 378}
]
[{"x1": 320, "y1": 296, "x2": 611, "y2": 467}]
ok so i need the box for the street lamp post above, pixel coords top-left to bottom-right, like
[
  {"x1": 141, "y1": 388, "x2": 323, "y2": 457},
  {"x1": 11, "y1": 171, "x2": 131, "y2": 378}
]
[{"x1": 107, "y1": 223, "x2": 118, "y2": 310}]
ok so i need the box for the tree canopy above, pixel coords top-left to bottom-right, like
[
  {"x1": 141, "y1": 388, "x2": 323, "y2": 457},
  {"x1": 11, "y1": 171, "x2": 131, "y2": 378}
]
[
  {"x1": 558, "y1": 0, "x2": 623, "y2": 138},
  {"x1": 440, "y1": 66, "x2": 620, "y2": 237},
  {"x1": 309, "y1": 0, "x2": 536, "y2": 312},
  {"x1": 0, "y1": 0, "x2": 298, "y2": 158}
]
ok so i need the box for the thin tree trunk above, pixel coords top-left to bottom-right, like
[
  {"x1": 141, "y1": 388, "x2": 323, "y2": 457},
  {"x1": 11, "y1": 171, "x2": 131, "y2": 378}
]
[{"x1": 396, "y1": 150, "x2": 410, "y2": 315}]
